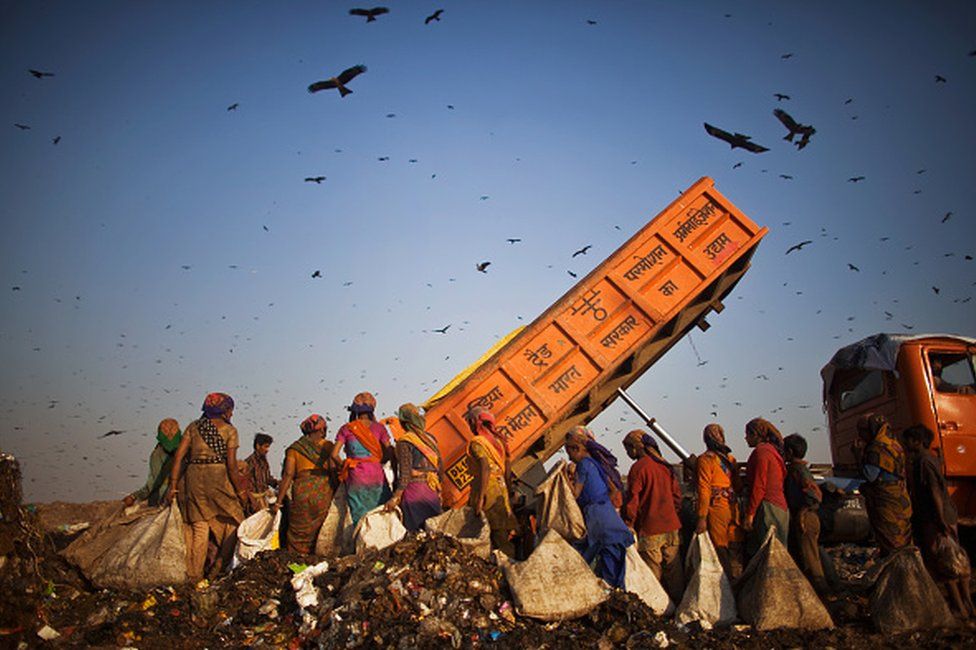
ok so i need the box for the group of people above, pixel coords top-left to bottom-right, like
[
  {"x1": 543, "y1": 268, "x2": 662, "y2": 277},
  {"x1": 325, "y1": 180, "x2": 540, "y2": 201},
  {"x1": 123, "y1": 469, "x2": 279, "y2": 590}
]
[{"x1": 124, "y1": 394, "x2": 972, "y2": 620}]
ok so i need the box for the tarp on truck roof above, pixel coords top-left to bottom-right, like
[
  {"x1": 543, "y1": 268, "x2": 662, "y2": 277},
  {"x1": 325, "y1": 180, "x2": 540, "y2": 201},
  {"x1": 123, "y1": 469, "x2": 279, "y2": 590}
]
[{"x1": 820, "y1": 332, "x2": 976, "y2": 401}]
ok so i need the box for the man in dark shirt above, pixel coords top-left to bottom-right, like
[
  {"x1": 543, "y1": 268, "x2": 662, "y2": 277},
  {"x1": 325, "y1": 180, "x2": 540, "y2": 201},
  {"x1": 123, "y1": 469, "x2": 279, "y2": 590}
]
[
  {"x1": 783, "y1": 434, "x2": 827, "y2": 593},
  {"x1": 244, "y1": 433, "x2": 279, "y2": 514}
]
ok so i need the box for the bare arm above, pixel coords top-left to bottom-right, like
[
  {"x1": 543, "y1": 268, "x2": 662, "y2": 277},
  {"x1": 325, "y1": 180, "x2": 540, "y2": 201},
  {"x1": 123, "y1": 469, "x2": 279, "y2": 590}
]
[
  {"x1": 165, "y1": 433, "x2": 192, "y2": 503},
  {"x1": 274, "y1": 452, "x2": 296, "y2": 512}
]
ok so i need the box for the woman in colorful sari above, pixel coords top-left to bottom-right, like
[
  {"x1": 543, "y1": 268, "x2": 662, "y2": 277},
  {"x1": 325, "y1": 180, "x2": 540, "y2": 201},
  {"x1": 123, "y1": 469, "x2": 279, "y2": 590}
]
[
  {"x1": 274, "y1": 414, "x2": 336, "y2": 554},
  {"x1": 166, "y1": 392, "x2": 246, "y2": 582},
  {"x1": 465, "y1": 405, "x2": 518, "y2": 557},
  {"x1": 330, "y1": 392, "x2": 393, "y2": 525},
  {"x1": 384, "y1": 403, "x2": 442, "y2": 531},
  {"x1": 743, "y1": 417, "x2": 789, "y2": 558},
  {"x1": 853, "y1": 413, "x2": 913, "y2": 557},
  {"x1": 695, "y1": 423, "x2": 742, "y2": 575},
  {"x1": 564, "y1": 427, "x2": 635, "y2": 588}
]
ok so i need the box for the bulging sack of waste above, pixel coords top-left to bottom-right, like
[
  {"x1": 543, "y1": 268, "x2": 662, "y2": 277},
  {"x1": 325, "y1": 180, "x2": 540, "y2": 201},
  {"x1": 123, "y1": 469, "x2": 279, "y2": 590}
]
[
  {"x1": 424, "y1": 506, "x2": 491, "y2": 560},
  {"x1": 869, "y1": 546, "x2": 955, "y2": 634},
  {"x1": 675, "y1": 532, "x2": 737, "y2": 628},
  {"x1": 736, "y1": 526, "x2": 833, "y2": 630},
  {"x1": 535, "y1": 460, "x2": 586, "y2": 543},
  {"x1": 62, "y1": 501, "x2": 187, "y2": 589},
  {"x1": 234, "y1": 508, "x2": 281, "y2": 564},
  {"x1": 315, "y1": 484, "x2": 353, "y2": 557},
  {"x1": 497, "y1": 528, "x2": 608, "y2": 621},
  {"x1": 624, "y1": 543, "x2": 674, "y2": 615},
  {"x1": 354, "y1": 506, "x2": 407, "y2": 554}
]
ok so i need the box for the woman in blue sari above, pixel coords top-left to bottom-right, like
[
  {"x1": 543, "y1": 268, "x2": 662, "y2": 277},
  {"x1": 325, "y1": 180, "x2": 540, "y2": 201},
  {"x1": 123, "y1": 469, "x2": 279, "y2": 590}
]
[{"x1": 564, "y1": 426, "x2": 635, "y2": 588}]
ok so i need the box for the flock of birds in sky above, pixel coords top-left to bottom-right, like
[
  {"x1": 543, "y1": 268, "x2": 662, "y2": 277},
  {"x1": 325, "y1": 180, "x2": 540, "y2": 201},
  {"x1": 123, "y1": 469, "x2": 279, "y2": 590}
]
[{"x1": 4, "y1": 5, "x2": 976, "y2": 498}]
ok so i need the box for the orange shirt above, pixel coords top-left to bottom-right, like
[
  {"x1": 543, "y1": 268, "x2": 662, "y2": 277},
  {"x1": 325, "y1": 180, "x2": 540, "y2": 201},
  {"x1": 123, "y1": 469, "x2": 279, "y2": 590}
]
[{"x1": 696, "y1": 451, "x2": 736, "y2": 519}]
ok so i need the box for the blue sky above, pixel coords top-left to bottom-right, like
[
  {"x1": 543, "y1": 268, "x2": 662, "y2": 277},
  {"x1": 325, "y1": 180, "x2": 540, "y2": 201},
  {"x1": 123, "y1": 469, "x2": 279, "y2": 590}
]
[{"x1": 2, "y1": 1, "x2": 974, "y2": 502}]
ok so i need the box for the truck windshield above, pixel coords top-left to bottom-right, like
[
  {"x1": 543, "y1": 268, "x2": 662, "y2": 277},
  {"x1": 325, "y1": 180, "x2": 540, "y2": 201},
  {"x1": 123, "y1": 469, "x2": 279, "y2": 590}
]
[
  {"x1": 929, "y1": 352, "x2": 976, "y2": 395},
  {"x1": 837, "y1": 369, "x2": 885, "y2": 411}
]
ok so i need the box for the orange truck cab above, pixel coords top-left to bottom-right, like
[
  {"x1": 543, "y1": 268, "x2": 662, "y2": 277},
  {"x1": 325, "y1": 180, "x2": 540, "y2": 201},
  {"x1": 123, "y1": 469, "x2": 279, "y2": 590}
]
[{"x1": 822, "y1": 333, "x2": 976, "y2": 524}]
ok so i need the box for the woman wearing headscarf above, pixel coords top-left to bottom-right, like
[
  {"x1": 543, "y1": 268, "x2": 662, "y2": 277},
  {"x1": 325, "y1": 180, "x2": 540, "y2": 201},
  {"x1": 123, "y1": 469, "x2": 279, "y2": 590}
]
[
  {"x1": 274, "y1": 414, "x2": 337, "y2": 554},
  {"x1": 743, "y1": 417, "x2": 789, "y2": 558},
  {"x1": 384, "y1": 403, "x2": 443, "y2": 531},
  {"x1": 330, "y1": 392, "x2": 394, "y2": 525},
  {"x1": 465, "y1": 405, "x2": 518, "y2": 557},
  {"x1": 695, "y1": 423, "x2": 742, "y2": 574},
  {"x1": 853, "y1": 413, "x2": 912, "y2": 557},
  {"x1": 167, "y1": 392, "x2": 246, "y2": 581},
  {"x1": 621, "y1": 429, "x2": 683, "y2": 599},
  {"x1": 124, "y1": 418, "x2": 182, "y2": 507},
  {"x1": 564, "y1": 427, "x2": 634, "y2": 588}
]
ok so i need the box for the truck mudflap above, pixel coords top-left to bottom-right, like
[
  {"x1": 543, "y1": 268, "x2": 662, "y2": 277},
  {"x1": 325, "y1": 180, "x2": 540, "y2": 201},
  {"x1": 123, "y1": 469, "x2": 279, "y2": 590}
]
[{"x1": 423, "y1": 177, "x2": 768, "y2": 507}]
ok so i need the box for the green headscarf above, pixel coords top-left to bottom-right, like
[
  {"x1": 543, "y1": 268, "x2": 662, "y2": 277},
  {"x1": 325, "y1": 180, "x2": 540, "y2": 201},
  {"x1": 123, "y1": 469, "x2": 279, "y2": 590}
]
[{"x1": 156, "y1": 418, "x2": 182, "y2": 454}]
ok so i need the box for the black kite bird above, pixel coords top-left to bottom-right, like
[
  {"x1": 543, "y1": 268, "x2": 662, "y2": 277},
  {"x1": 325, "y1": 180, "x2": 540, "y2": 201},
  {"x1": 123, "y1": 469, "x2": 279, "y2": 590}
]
[
  {"x1": 308, "y1": 64, "x2": 367, "y2": 97},
  {"x1": 703, "y1": 123, "x2": 769, "y2": 153},
  {"x1": 425, "y1": 9, "x2": 443, "y2": 24},
  {"x1": 349, "y1": 7, "x2": 389, "y2": 22},
  {"x1": 773, "y1": 108, "x2": 816, "y2": 149}
]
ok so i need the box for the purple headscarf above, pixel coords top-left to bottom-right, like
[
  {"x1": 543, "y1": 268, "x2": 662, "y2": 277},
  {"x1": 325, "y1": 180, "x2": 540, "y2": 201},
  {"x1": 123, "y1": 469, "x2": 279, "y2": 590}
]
[{"x1": 568, "y1": 425, "x2": 624, "y2": 492}]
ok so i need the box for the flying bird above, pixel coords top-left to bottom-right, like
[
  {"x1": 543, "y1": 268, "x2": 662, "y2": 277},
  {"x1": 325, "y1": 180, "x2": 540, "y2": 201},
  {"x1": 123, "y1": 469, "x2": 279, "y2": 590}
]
[
  {"x1": 779, "y1": 174, "x2": 794, "y2": 180},
  {"x1": 28, "y1": 69, "x2": 54, "y2": 78},
  {"x1": 52, "y1": 136, "x2": 61, "y2": 145},
  {"x1": 935, "y1": 74, "x2": 947, "y2": 83},
  {"x1": 847, "y1": 263, "x2": 860, "y2": 272},
  {"x1": 349, "y1": 7, "x2": 389, "y2": 22},
  {"x1": 425, "y1": 9, "x2": 443, "y2": 24},
  {"x1": 479, "y1": 195, "x2": 489, "y2": 200},
  {"x1": 969, "y1": 49, "x2": 976, "y2": 57},
  {"x1": 942, "y1": 212, "x2": 953, "y2": 223},
  {"x1": 773, "y1": 93, "x2": 791, "y2": 101},
  {"x1": 476, "y1": 261, "x2": 491, "y2": 273},
  {"x1": 506, "y1": 238, "x2": 522, "y2": 244},
  {"x1": 304, "y1": 176, "x2": 326, "y2": 183},
  {"x1": 703, "y1": 123, "x2": 769, "y2": 153},
  {"x1": 785, "y1": 240, "x2": 812, "y2": 255},
  {"x1": 14, "y1": 123, "x2": 30, "y2": 130},
  {"x1": 781, "y1": 53, "x2": 794, "y2": 59},
  {"x1": 572, "y1": 245, "x2": 592, "y2": 258},
  {"x1": 932, "y1": 286, "x2": 940, "y2": 295},
  {"x1": 308, "y1": 64, "x2": 367, "y2": 97},
  {"x1": 432, "y1": 324, "x2": 451, "y2": 334},
  {"x1": 732, "y1": 162, "x2": 742, "y2": 169},
  {"x1": 567, "y1": 270, "x2": 578, "y2": 278},
  {"x1": 848, "y1": 176, "x2": 865, "y2": 183},
  {"x1": 311, "y1": 270, "x2": 322, "y2": 278},
  {"x1": 773, "y1": 108, "x2": 816, "y2": 149},
  {"x1": 98, "y1": 430, "x2": 126, "y2": 439}
]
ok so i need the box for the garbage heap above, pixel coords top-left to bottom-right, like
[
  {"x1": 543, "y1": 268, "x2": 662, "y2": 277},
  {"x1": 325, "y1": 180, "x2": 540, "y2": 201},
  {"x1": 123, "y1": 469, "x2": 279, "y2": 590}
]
[{"x1": 302, "y1": 531, "x2": 677, "y2": 648}]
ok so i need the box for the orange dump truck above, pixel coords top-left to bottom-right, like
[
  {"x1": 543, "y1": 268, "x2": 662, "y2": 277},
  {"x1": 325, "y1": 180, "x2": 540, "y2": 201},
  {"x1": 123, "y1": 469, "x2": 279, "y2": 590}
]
[
  {"x1": 822, "y1": 333, "x2": 976, "y2": 524},
  {"x1": 418, "y1": 177, "x2": 768, "y2": 508}
]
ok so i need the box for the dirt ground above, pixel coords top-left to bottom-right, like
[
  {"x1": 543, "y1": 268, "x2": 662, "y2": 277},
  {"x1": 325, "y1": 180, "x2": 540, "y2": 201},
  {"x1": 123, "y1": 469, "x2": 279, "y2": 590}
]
[{"x1": 2, "y1": 503, "x2": 974, "y2": 648}]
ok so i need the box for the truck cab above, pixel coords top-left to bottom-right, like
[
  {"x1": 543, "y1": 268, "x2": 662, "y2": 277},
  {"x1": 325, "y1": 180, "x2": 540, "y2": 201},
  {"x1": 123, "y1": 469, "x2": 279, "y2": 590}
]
[{"x1": 822, "y1": 334, "x2": 976, "y2": 524}]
